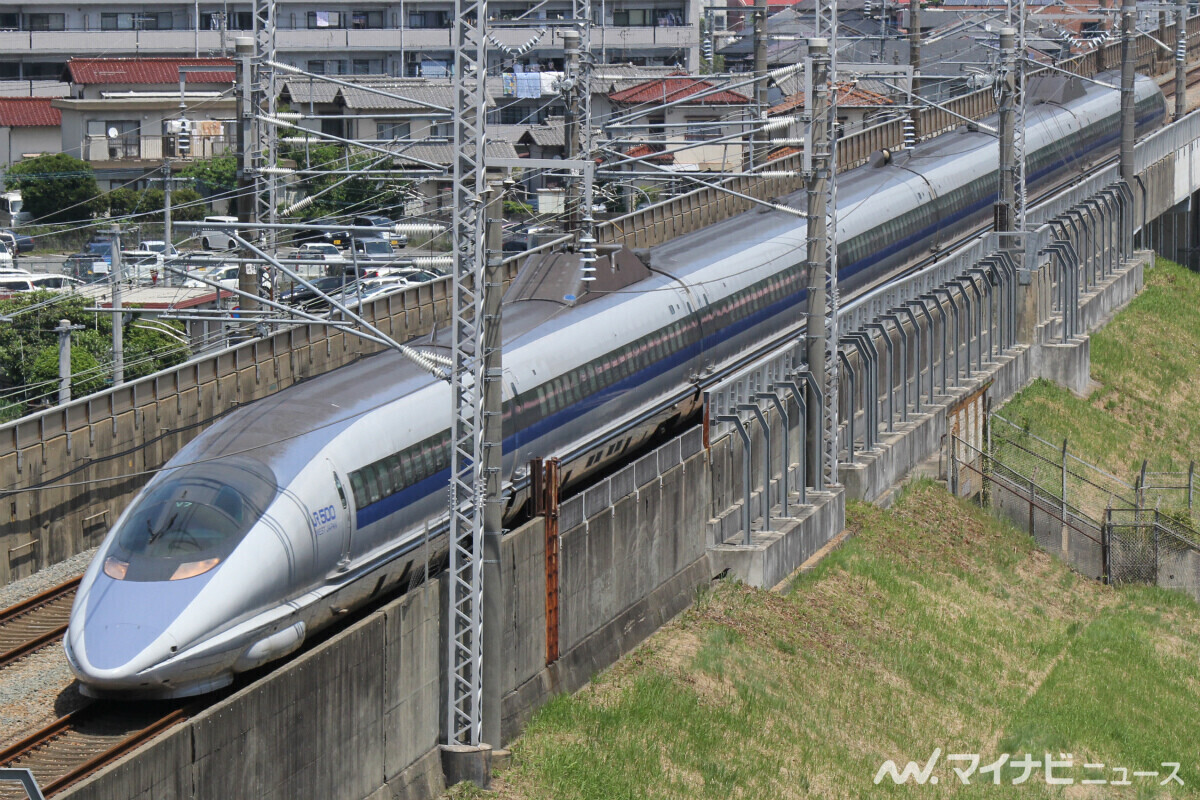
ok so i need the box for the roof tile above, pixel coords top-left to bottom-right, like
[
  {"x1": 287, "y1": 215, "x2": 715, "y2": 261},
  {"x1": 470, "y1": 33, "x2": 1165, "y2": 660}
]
[
  {"x1": 65, "y1": 58, "x2": 235, "y2": 86},
  {"x1": 609, "y1": 73, "x2": 750, "y2": 106},
  {"x1": 0, "y1": 98, "x2": 60, "y2": 127}
]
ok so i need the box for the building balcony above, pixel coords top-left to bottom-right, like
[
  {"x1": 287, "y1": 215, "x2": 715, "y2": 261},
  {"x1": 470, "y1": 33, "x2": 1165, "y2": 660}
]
[
  {"x1": 81, "y1": 134, "x2": 230, "y2": 163},
  {"x1": 0, "y1": 24, "x2": 695, "y2": 57}
]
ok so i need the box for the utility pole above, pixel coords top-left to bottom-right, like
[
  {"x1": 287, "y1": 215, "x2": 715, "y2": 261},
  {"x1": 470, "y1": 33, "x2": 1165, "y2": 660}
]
[
  {"x1": 1119, "y1": 0, "x2": 1136, "y2": 188},
  {"x1": 480, "y1": 190, "x2": 504, "y2": 753},
  {"x1": 909, "y1": 0, "x2": 921, "y2": 143},
  {"x1": 562, "y1": 28, "x2": 582, "y2": 234},
  {"x1": 235, "y1": 37, "x2": 259, "y2": 336},
  {"x1": 805, "y1": 37, "x2": 830, "y2": 488},
  {"x1": 109, "y1": 228, "x2": 124, "y2": 387},
  {"x1": 997, "y1": 27, "x2": 1017, "y2": 249},
  {"x1": 751, "y1": 0, "x2": 768, "y2": 168},
  {"x1": 1177, "y1": 0, "x2": 1188, "y2": 120},
  {"x1": 163, "y1": 157, "x2": 173, "y2": 259},
  {"x1": 55, "y1": 319, "x2": 80, "y2": 405}
]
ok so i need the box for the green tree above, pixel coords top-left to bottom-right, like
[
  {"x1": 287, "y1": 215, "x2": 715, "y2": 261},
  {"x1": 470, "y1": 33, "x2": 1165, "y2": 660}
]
[
  {"x1": 0, "y1": 294, "x2": 190, "y2": 414},
  {"x1": 171, "y1": 187, "x2": 208, "y2": 221},
  {"x1": 180, "y1": 155, "x2": 237, "y2": 194},
  {"x1": 5, "y1": 153, "x2": 106, "y2": 224},
  {"x1": 29, "y1": 343, "x2": 107, "y2": 398},
  {"x1": 282, "y1": 143, "x2": 410, "y2": 220}
]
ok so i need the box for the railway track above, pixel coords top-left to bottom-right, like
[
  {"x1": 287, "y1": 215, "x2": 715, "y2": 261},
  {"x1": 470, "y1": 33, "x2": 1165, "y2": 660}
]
[
  {"x1": 0, "y1": 579, "x2": 79, "y2": 671},
  {"x1": 0, "y1": 703, "x2": 189, "y2": 798}
]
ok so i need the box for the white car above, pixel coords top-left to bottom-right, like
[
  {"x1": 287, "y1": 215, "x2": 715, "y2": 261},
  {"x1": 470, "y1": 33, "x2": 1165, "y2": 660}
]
[
  {"x1": 0, "y1": 272, "x2": 80, "y2": 293},
  {"x1": 139, "y1": 240, "x2": 179, "y2": 257},
  {"x1": 200, "y1": 216, "x2": 239, "y2": 251},
  {"x1": 295, "y1": 243, "x2": 347, "y2": 263},
  {"x1": 184, "y1": 263, "x2": 241, "y2": 290}
]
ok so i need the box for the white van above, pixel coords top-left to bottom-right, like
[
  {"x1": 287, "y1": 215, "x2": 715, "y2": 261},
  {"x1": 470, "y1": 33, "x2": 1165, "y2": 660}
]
[
  {"x1": 200, "y1": 216, "x2": 239, "y2": 251},
  {"x1": 0, "y1": 192, "x2": 30, "y2": 227}
]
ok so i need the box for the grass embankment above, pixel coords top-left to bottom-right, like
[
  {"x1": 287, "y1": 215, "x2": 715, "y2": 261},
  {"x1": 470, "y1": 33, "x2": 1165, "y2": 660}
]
[
  {"x1": 1000, "y1": 258, "x2": 1200, "y2": 479},
  {"x1": 455, "y1": 483, "x2": 1200, "y2": 799}
]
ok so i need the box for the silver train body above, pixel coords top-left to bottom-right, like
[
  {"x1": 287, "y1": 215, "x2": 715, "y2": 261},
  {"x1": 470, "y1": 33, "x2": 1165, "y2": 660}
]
[{"x1": 66, "y1": 74, "x2": 1164, "y2": 698}]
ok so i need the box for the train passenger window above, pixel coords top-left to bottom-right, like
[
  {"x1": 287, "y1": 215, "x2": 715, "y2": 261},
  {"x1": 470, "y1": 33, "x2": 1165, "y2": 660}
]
[
  {"x1": 400, "y1": 451, "x2": 416, "y2": 484},
  {"x1": 350, "y1": 472, "x2": 366, "y2": 506},
  {"x1": 364, "y1": 465, "x2": 382, "y2": 504},
  {"x1": 387, "y1": 455, "x2": 404, "y2": 489},
  {"x1": 375, "y1": 461, "x2": 394, "y2": 498}
]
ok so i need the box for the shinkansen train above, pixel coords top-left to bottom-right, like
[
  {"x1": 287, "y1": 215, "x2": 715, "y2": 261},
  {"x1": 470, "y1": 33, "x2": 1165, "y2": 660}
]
[{"x1": 65, "y1": 73, "x2": 1165, "y2": 698}]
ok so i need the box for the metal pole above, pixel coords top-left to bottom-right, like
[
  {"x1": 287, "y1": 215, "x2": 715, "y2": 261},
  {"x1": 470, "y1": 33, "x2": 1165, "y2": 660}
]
[
  {"x1": 805, "y1": 38, "x2": 831, "y2": 489},
  {"x1": 1189, "y1": 460, "x2": 1194, "y2": 510},
  {"x1": 1177, "y1": 0, "x2": 1188, "y2": 120},
  {"x1": 109, "y1": 228, "x2": 124, "y2": 387},
  {"x1": 1119, "y1": 0, "x2": 1137, "y2": 188},
  {"x1": 742, "y1": 402, "x2": 772, "y2": 531},
  {"x1": 1061, "y1": 438, "x2": 1068, "y2": 527},
  {"x1": 909, "y1": 0, "x2": 921, "y2": 142},
  {"x1": 717, "y1": 414, "x2": 754, "y2": 545},
  {"x1": 446, "y1": 0, "x2": 490, "y2": 757},
  {"x1": 481, "y1": 193, "x2": 504, "y2": 750},
  {"x1": 997, "y1": 28, "x2": 1017, "y2": 250},
  {"x1": 751, "y1": 0, "x2": 768, "y2": 168},
  {"x1": 235, "y1": 37, "x2": 259, "y2": 336},
  {"x1": 163, "y1": 157, "x2": 173, "y2": 261},
  {"x1": 759, "y1": 391, "x2": 789, "y2": 518},
  {"x1": 56, "y1": 319, "x2": 72, "y2": 405}
]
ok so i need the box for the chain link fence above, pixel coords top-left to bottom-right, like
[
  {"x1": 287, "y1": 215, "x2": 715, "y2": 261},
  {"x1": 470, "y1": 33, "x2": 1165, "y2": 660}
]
[{"x1": 947, "y1": 417, "x2": 1200, "y2": 601}]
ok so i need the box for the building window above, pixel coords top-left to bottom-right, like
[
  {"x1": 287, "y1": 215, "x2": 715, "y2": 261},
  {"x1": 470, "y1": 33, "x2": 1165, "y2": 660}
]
[
  {"x1": 351, "y1": 10, "x2": 384, "y2": 28},
  {"x1": 408, "y1": 10, "x2": 451, "y2": 28},
  {"x1": 0, "y1": 13, "x2": 17, "y2": 30},
  {"x1": 307, "y1": 60, "x2": 327, "y2": 74},
  {"x1": 0, "y1": 63, "x2": 17, "y2": 79},
  {"x1": 353, "y1": 59, "x2": 375, "y2": 74},
  {"x1": 229, "y1": 11, "x2": 253, "y2": 29},
  {"x1": 88, "y1": 119, "x2": 140, "y2": 159},
  {"x1": 685, "y1": 118, "x2": 718, "y2": 141},
  {"x1": 612, "y1": 7, "x2": 683, "y2": 26},
  {"x1": 307, "y1": 11, "x2": 344, "y2": 28},
  {"x1": 377, "y1": 120, "x2": 411, "y2": 140},
  {"x1": 26, "y1": 13, "x2": 66, "y2": 31},
  {"x1": 24, "y1": 62, "x2": 63, "y2": 79},
  {"x1": 429, "y1": 121, "x2": 453, "y2": 138},
  {"x1": 320, "y1": 116, "x2": 345, "y2": 138}
]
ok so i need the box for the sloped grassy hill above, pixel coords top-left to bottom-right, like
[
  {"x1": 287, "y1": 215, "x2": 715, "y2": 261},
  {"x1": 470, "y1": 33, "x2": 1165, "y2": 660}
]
[
  {"x1": 1001, "y1": 258, "x2": 1200, "y2": 479},
  {"x1": 456, "y1": 482, "x2": 1200, "y2": 799}
]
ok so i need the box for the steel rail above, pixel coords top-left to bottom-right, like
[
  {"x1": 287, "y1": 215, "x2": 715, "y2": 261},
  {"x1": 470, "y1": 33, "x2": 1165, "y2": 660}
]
[{"x1": 0, "y1": 578, "x2": 80, "y2": 671}]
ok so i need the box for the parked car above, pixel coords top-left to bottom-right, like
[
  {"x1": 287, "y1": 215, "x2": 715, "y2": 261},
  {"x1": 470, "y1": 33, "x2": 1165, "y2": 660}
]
[
  {"x1": 278, "y1": 275, "x2": 350, "y2": 312},
  {"x1": 139, "y1": 239, "x2": 179, "y2": 257},
  {"x1": 351, "y1": 239, "x2": 395, "y2": 261},
  {"x1": 63, "y1": 252, "x2": 111, "y2": 283},
  {"x1": 86, "y1": 238, "x2": 114, "y2": 260},
  {"x1": 0, "y1": 272, "x2": 80, "y2": 293},
  {"x1": 352, "y1": 215, "x2": 407, "y2": 247},
  {"x1": 199, "y1": 216, "x2": 239, "y2": 250},
  {"x1": 0, "y1": 229, "x2": 33, "y2": 253},
  {"x1": 292, "y1": 224, "x2": 352, "y2": 247},
  {"x1": 295, "y1": 242, "x2": 348, "y2": 268},
  {"x1": 184, "y1": 263, "x2": 241, "y2": 290},
  {"x1": 121, "y1": 250, "x2": 166, "y2": 284}
]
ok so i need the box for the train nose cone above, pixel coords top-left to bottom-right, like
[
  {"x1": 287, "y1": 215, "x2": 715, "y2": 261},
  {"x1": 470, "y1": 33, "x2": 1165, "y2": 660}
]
[{"x1": 69, "y1": 573, "x2": 213, "y2": 690}]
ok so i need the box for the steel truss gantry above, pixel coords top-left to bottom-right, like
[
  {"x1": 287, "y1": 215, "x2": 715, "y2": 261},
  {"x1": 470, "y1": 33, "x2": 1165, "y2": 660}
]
[
  {"x1": 252, "y1": 0, "x2": 278, "y2": 295},
  {"x1": 816, "y1": 1, "x2": 840, "y2": 486},
  {"x1": 446, "y1": 0, "x2": 490, "y2": 749}
]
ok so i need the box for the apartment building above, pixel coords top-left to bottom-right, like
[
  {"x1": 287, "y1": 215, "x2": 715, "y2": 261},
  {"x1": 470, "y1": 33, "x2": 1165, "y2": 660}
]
[{"x1": 0, "y1": 1, "x2": 699, "y2": 83}]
